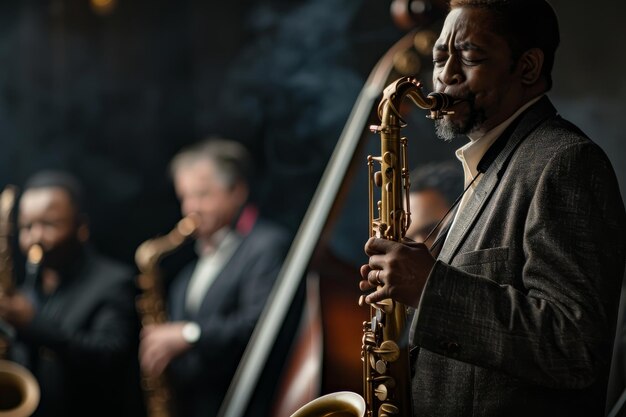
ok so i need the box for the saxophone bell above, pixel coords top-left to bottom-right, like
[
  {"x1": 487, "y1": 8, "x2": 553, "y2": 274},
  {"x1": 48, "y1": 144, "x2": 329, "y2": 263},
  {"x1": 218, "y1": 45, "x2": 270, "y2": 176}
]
[
  {"x1": 290, "y1": 392, "x2": 365, "y2": 417},
  {"x1": 0, "y1": 359, "x2": 40, "y2": 417}
]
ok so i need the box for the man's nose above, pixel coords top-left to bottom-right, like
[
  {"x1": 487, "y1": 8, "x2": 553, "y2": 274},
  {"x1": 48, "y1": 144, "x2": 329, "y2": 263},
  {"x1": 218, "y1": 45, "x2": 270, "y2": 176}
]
[
  {"x1": 28, "y1": 223, "x2": 44, "y2": 244},
  {"x1": 182, "y1": 199, "x2": 200, "y2": 216},
  {"x1": 438, "y1": 55, "x2": 464, "y2": 86}
]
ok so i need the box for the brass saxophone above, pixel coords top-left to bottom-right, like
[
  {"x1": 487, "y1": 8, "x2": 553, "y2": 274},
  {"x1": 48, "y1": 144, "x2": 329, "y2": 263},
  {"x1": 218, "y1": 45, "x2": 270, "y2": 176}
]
[
  {"x1": 135, "y1": 216, "x2": 198, "y2": 417},
  {"x1": 363, "y1": 77, "x2": 454, "y2": 416},
  {"x1": 0, "y1": 185, "x2": 40, "y2": 417},
  {"x1": 290, "y1": 77, "x2": 454, "y2": 417}
]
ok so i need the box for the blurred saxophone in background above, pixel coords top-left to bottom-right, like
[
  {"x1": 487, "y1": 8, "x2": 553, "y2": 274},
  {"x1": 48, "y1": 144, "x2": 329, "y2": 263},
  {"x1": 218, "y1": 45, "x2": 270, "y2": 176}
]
[
  {"x1": 135, "y1": 216, "x2": 198, "y2": 417},
  {"x1": 0, "y1": 185, "x2": 40, "y2": 417}
]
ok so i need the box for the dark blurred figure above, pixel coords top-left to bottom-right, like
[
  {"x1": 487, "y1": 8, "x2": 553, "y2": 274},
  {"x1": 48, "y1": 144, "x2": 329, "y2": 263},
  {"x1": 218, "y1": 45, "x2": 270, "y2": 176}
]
[
  {"x1": 138, "y1": 138, "x2": 291, "y2": 417},
  {"x1": 0, "y1": 170, "x2": 144, "y2": 417},
  {"x1": 405, "y1": 161, "x2": 463, "y2": 247},
  {"x1": 607, "y1": 279, "x2": 626, "y2": 417}
]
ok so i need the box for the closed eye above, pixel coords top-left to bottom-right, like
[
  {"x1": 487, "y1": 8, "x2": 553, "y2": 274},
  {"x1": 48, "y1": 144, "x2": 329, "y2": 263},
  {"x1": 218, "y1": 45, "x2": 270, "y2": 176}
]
[
  {"x1": 460, "y1": 57, "x2": 486, "y2": 66},
  {"x1": 432, "y1": 54, "x2": 448, "y2": 68},
  {"x1": 433, "y1": 59, "x2": 446, "y2": 68}
]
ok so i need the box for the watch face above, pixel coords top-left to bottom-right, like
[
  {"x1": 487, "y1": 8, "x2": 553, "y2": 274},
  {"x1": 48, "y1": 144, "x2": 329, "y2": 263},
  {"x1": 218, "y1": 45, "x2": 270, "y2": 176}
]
[{"x1": 182, "y1": 322, "x2": 201, "y2": 344}]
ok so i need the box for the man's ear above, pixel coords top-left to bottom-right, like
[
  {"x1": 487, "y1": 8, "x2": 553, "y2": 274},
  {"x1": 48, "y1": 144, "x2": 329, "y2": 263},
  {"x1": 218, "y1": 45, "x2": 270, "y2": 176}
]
[
  {"x1": 518, "y1": 48, "x2": 544, "y2": 85},
  {"x1": 233, "y1": 181, "x2": 250, "y2": 206},
  {"x1": 77, "y1": 216, "x2": 90, "y2": 243}
]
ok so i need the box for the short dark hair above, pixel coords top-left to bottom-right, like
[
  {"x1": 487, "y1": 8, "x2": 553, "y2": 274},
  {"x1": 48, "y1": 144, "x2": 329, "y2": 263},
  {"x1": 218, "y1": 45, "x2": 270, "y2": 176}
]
[
  {"x1": 169, "y1": 138, "x2": 254, "y2": 189},
  {"x1": 23, "y1": 170, "x2": 85, "y2": 214},
  {"x1": 410, "y1": 161, "x2": 463, "y2": 205},
  {"x1": 448, "y1": 0, "x2": 560, "y2": 90}
]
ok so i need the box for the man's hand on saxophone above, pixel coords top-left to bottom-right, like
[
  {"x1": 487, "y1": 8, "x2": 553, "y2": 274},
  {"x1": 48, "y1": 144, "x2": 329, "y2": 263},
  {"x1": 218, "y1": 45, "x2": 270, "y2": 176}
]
[
  {"x1": 359, "y1": 237, "x2": 435, "y2": 308},
  {"x1": 0, "y1": 291, "x2": 36, "y2": 329},
  {"x1": 139, "y1": 321, "x2": 195, "y2": 378}
]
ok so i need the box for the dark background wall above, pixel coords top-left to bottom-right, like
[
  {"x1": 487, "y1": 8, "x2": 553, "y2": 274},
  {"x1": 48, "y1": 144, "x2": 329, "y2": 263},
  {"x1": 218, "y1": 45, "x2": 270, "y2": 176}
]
[{"x1": 0, "y1": 0, "x2": 623, "y2": 266}]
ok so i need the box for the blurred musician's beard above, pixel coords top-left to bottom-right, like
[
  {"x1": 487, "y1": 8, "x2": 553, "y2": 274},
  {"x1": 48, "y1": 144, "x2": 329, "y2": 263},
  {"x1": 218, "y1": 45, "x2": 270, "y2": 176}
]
[{"x1": 40, "y1": 237, "x2": 83, "y2": 271}]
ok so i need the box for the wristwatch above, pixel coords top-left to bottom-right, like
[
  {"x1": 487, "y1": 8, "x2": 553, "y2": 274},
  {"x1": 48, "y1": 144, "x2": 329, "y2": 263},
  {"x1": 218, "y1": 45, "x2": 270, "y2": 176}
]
[{"x1": 182, "y1": 322, "x2": 201, "y2": 344}]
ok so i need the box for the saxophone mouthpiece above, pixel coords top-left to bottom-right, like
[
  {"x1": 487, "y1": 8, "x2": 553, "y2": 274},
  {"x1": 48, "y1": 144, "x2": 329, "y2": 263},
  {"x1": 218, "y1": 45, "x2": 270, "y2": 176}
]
[
  {"x1": 426, "y1": 92, "x2": 464, "y2": 119},
  {"x1": 25, "y1": 244, "x2": 44, "y2": 280},
  {"x1": 427, "y1": 92, "x2": 454, "y2": 111},
  {"x1": 27, "y1": 244, "x2": 43, "y2": 265}
]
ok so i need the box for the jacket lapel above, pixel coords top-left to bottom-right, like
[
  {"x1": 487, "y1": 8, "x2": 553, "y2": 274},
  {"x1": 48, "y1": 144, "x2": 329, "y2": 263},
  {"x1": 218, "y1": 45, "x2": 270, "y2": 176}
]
[{"x1": 438, "y1": 97, "x2": 557, "y2": 264}]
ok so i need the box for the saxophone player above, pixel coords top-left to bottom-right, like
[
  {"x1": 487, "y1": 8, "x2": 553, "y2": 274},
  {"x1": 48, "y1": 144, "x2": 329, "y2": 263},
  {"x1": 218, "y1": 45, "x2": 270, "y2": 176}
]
[
  {"x1": 138, "y1": 138, "x2": 290, "y2": 417},
  {"x1": 0, "y1": 170, "x2": 143, "y2": 417},
  {"x1": 359, "y1": 1, "x2": 626, "y2": 416}
]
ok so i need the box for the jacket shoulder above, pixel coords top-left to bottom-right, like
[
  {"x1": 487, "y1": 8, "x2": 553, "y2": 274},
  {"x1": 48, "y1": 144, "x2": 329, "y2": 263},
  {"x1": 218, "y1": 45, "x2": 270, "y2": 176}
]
[{"x1": 83, "y1": 249, "x2": 135, "y2": 287}]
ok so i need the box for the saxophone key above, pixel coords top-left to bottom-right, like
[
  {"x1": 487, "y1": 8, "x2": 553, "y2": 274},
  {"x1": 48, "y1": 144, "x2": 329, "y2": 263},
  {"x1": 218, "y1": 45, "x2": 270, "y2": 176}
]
[
  {"x1": 379, "y1": 402, "x2": 400, "y2": 416},
  {"x1": 369, "y1": 124, "x2": 382, "y2": 133},
  {"x1": 374, "y1": 340, "x2": 400, "y2": 363},
  {"x1": 375, "y1": 383, "x2": 388, "y2": 401},
  {"x1": 374, "y1": 359, "x2": 387, "y2": 375},
  {"x1": 374, "y1": 170, "x2": 383, "y2": 187}
]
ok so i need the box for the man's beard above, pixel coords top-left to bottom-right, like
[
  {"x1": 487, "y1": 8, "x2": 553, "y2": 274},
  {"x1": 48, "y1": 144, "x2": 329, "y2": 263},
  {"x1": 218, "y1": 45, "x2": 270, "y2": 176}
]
[
  {"x1": 40, "y1": 236, "x2": 83, "y2": 271},
  {"x1": 434, "y1": 93, "x2": 485, "y2": 141}
]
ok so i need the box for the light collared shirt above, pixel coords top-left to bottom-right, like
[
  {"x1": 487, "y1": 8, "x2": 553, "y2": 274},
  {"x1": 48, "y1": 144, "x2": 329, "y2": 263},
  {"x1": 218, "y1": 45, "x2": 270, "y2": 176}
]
[
  {"x1": 448, "y1": 95, "x2": 544, "y2": 235},
  {"x1": 184, "y1": 227, "x2": 242, "y2": 315}
]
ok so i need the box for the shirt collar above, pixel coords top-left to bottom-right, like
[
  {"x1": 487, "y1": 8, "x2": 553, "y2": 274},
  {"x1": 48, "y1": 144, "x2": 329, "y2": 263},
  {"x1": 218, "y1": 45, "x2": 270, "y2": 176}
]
[
  {"x1": 195, "y1": 226, "x2": 232, "y2": 257},
  {"x1": 456, "y1": 95, "x2": 544, "y2": 186}
]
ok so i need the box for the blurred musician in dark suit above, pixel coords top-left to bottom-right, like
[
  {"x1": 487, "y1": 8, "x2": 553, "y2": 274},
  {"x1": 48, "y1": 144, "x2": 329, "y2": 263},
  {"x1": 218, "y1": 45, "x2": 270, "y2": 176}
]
[
  {"x1": 0, "y1": 170, "x2": 143, "y2": 417},
  {"x1": 139, "y1": 138, "x2": 291, "y2": 417}
]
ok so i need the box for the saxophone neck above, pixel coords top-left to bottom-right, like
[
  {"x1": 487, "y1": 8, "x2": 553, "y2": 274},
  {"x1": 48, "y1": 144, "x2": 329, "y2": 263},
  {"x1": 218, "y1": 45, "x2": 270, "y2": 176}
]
[
  {"x1": 135, "y1": 214, "x2": 199, "y2": 273},
  {"x1": 377, "y1": 76, "x2": 456, "y2": 125}
]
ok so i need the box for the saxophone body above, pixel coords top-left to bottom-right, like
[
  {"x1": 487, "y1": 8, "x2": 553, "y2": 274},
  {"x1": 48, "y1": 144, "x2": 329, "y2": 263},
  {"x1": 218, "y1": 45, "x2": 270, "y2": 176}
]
[
  {"x1": 135, "y1": 216, "x2": 198, "y2": 417},
  {"x1": 363, "y1": 77, "x2": 454, "y2": 417},
  {"x1": 290, "y1": 77, "x2": 453, "y2": 417},
  {"x1": 0, "y1": 185, "x2": 41, "y2": 417}
]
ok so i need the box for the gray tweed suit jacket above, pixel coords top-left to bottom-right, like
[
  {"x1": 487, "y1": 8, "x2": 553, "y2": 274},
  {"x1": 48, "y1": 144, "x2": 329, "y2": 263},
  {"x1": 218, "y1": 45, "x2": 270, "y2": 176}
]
[{"x1": 410, "y1": 97, "x2": 626, "y2": 417}]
